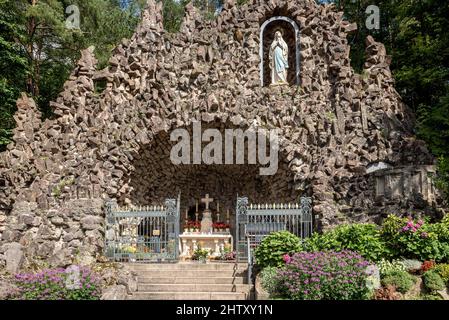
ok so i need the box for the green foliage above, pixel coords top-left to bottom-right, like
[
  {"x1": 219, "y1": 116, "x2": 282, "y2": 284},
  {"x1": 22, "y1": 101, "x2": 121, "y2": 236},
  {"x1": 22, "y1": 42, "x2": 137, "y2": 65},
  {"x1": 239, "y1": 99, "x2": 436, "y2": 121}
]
[
  {"x1": 304, "y1": 224, "x2": 389, "y2": 262},
  {"x1": 192, "y1": 247, "x2": 209, "y2": 260},
  {"x1": 377, "y1": 259, "x2": 407, "y2": 277},
  {"x1": 434, "y1": 264, "x2": 449, "y2": 284},
  {"x1": 423, "y1": 270, "x2": 446, "y2": 292},
  {"x1": 259, "y1": 267, "x2": 281, "y2": 297},
  {"x1": 254, "y1": 231, "x2": 302, "y2": 268},
  {"x1": 381, "y1": 215, "x2": 449, "y2": 262},
  {"x1": 420, "y1": 293, "x2": 443, "y2": 300},
  {"x1": 0, "y1": 0, "x2": 143, "y2": 151},
  {"x1": 381, "y1": 270, "x2": 416, "y2": 294}
]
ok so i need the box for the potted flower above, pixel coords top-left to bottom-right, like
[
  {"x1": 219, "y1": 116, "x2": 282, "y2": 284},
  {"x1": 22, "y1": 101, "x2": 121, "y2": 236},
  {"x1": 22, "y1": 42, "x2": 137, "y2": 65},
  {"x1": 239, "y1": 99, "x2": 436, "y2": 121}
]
[
  {"x1": 121, "y1": 245, "x2": 137, "y2": 262},
  {"x1": 223, "y1": 223, "x2": 230, "y2": 233},
  {"x1": 192, "y1": 247, "x2": 210, "y2": 263},
  {"x1": 185, "y1": 221, "x2": 194, "y2": 232},
  {"x1": 193, "y1": 221, "x2": 201, "y2": 233},
  {"x1": 219, "y1": 245, "x2": 236, "y2": 262},
  {"x1": 212, "y1": 222, "x2": 222, "y2": 233}
]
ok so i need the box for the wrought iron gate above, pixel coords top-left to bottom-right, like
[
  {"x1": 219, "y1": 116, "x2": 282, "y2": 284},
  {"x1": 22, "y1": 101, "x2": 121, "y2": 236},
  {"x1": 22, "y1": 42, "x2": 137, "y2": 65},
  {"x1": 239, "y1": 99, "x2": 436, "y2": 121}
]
[
  {"x1": 235, "y1": 196, "x2": 313, "y2": 263},
  {"x1": 104, "y1": 196, "x2": 180, "y2": 263}
]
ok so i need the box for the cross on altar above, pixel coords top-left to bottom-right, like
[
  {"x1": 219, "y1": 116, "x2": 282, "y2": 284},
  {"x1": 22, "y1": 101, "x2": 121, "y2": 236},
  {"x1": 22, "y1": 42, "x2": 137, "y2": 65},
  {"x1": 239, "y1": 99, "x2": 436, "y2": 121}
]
[{"x1": 201, "y1": 194, "x2": 214, "y2": 210}]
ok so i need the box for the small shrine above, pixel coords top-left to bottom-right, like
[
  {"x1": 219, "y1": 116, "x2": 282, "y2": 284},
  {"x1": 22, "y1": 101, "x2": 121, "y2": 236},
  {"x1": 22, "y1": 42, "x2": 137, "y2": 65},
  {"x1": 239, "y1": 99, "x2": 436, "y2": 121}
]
[{"x1": 179, "y1": 194, "x2": 233, "y2": 261}]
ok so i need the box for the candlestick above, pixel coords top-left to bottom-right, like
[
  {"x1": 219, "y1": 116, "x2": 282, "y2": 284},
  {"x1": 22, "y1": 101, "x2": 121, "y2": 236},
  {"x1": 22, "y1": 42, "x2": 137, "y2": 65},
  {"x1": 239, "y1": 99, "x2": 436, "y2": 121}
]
[
  {"x1": 217, "y1": 213, "x2": 220, "y2": 223},
  {"x1": 195, "y1": 212, "x2": 199, "y2": 222}
]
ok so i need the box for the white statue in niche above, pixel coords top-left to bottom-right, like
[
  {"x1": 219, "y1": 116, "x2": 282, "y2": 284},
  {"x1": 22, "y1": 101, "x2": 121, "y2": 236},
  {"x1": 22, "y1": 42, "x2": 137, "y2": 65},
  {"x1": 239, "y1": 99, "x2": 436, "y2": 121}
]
[{"x1": 269, "y1": 30, "x2": 289, "y2": 85}]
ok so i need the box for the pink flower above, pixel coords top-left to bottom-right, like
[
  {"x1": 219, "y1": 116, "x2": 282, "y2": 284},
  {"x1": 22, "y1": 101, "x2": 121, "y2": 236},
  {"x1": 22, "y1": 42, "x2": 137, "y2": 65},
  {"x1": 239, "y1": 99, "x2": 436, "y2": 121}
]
[{"x1": 283, "y1": 254, "x2": 292, "y2": 264}]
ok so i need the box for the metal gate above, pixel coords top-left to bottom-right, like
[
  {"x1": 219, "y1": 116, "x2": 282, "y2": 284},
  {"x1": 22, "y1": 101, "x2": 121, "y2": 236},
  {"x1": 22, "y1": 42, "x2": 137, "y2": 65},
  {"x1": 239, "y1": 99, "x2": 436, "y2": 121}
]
[
  {"x1": 235, "y1": 196, "x2": 313, "y2": 263},
  {"x1": 104, "y1": 195, "x2": 180, "y2": 263}
]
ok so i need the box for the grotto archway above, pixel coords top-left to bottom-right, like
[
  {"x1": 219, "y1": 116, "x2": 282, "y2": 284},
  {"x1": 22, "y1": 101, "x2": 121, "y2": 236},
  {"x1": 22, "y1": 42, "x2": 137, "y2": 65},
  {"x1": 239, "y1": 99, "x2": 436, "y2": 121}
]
[{"x1": 116, "y1": 120, "x2": 305, "y2": 233}]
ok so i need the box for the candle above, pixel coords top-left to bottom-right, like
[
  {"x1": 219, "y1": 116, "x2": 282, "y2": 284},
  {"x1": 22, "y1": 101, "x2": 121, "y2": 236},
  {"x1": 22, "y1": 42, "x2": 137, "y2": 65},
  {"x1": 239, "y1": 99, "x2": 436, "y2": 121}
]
[
  {"x1": 217, "y1": 201, "x2": 220, "y2": 213},
  {"x1": 196, "y1": 200, "x2": 199, "y2": 212},
  {"x1": 185, "y1": 209, "x2": 188, "y2": 220},
  {"x1": 226, "y1": 209, "x2": 230, "y2": 220}
]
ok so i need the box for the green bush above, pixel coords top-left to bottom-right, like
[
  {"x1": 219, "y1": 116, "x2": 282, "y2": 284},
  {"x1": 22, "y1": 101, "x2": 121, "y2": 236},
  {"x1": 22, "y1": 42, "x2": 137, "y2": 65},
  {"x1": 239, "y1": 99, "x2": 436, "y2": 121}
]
[
  {"x1": 254, "y1": 231, "x2": 302, "y2": 268},
  {"x1": 381, "y1": 215, "x2": 449, "y2": 262},
  {"x1": 434, "y1": 263, "x2": 449, "y2": 283},
  {"x1": 420, "y1": 293, "x2": 443, "y2": 300},
  {"x1": 423, "y1": 270, "x2": 446, "y2": 292},
  {"x1": 304, "y1": 224, "x2": 389, "y2": 262},
  {"x1": 259, "y1": 267, "x2": 281, "y2": 297},
  {"x1": 381, "y1": 270, "x2": 416, "y2": 294}
]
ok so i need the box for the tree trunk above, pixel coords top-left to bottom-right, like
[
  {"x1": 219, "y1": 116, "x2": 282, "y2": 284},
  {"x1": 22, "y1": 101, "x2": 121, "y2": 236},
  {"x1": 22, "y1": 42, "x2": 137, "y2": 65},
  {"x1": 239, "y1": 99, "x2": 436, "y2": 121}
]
[{"x1": 26, "y1": 0, "x2": 39, "y2": 97}]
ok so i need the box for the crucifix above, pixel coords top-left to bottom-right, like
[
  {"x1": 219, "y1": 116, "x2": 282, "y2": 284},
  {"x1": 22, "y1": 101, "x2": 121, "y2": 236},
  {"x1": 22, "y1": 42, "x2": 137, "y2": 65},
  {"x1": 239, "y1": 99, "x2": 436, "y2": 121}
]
[
  {"x1": 200, "y1": 194, "x2": 214, "y2": 233},
  {"x1": 201, "y1": 194, "x2": 214, "y2": 211}
]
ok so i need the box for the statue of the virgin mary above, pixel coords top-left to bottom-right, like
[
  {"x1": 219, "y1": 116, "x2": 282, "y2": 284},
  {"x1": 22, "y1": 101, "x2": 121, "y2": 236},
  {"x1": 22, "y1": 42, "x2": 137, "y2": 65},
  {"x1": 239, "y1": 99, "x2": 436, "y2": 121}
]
[{"x1": 269, "y1": 31, "x2": 289, "y2": 85}]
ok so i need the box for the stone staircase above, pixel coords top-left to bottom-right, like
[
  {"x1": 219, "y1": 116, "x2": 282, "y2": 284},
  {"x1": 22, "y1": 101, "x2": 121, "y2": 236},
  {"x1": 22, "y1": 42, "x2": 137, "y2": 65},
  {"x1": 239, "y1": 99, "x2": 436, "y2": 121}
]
[{"x1": 126, "y1": 262, "x2": 252, "y2": 300}]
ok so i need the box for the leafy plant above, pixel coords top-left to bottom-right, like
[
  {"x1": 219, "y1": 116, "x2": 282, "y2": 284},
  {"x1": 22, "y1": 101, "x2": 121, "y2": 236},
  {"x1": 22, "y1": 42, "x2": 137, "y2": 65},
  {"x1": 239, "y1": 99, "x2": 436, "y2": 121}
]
[
  {"x1": 377, "y1": 259, "x2": 407, "y2": 277},
  {"x1": 254, "y1": 231, "x2": 302, "y2": 268},
  {"x1": 192, "y1": 248, "x2": 209, "y2": 261},
  {"x1": 423, "y1": 270, "x2": 446, "y2": 292},
  {"x1": 259, "y1": 267, "x2": 281, "y2": 297},
  {"x1": 382, "y1": 216, "x2": 449, "y2": 262},
  {"x1": 276, "y1": 250, "x2": 373, "y2": 300},
  {"x1": 381, "y1": 270, "x2": 416, "y2": 294},
  {"x1": 12, "y1": 266, "x2": 101, "y2": 300},
  {"x1": 374, "y1": 285, "x2": 401, "y2": 300},
  {"x1": 304, "y1": 224, "x2": 389, "y2": 262},
  {"x1": 434, "y1": 263, "x2": 449, "y2": 284}
]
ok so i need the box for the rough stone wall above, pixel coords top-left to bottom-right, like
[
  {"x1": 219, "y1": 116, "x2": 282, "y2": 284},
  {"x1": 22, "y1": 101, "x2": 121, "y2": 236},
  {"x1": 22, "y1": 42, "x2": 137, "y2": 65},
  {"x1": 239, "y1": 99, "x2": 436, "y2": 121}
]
[{"x1": 0, "y1": 0, "x2": 443, "y2": 269}]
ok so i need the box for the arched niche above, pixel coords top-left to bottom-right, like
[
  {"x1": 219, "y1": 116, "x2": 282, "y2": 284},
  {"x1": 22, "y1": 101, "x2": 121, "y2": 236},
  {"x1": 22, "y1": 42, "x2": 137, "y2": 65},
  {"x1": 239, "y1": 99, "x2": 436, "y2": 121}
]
[{"x1": 260, "y1": 16, "x2": 300, "y2": 87}]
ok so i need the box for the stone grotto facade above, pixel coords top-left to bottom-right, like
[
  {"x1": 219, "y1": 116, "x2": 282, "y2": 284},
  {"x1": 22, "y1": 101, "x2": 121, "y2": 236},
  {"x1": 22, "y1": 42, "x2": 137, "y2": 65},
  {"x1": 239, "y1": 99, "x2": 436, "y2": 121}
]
[{"x1": 0, "y1": 0, "x2": 446, "y2": 274}]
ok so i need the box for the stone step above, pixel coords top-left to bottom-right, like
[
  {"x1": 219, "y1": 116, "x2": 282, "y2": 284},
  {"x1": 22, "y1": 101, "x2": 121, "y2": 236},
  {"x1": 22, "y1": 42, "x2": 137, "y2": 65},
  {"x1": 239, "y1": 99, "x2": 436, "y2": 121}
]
[
  {"x1": 130, "y1": 292, "x2": 249, "y2": 300},
  {"x1": 131, "y1": 270, "x2": 247, "y2": 278},
  {"x1": 138, "y1": 283, "x2": 251, "y2": 292},
  {"x1": 138, "y1": 276, "x2": 247, "y2": 284},
  {"x1": 125, "y1": 262, "x2": 245, "y2": 271}
]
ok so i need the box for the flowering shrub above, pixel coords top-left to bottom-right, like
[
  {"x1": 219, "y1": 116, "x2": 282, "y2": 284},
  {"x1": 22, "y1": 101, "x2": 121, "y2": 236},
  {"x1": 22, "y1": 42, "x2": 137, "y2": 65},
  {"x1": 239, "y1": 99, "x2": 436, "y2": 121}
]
[
  {"x1": 275, "y1": 250, "x2": 372, "y2": 300},
  {"x1": 12, "y1": 266, "x2": 101, "y2": 300},
  {"x1": 255, "y1": 231, "x2": 302, "y2": 268},
  {"x1": 377, "y1": 259, "x2": 406, "y2": 276},
  {"x1": 381, "y1": 215, "x2": 449, "y2": 262}
]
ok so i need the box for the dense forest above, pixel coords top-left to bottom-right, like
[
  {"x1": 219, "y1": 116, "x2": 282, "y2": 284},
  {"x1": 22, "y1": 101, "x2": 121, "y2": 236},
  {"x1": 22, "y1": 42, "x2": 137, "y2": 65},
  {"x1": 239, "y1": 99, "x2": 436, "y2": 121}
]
[{"x1": 0, "y1": 0, "x2": 448, "y2": 198}]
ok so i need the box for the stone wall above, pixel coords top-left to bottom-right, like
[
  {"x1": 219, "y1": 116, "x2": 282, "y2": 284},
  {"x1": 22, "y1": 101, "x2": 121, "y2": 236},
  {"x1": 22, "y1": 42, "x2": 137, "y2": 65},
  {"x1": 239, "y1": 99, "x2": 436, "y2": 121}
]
[{"x1": 0, "y1": 0, "x2": 445, "y2": 269}]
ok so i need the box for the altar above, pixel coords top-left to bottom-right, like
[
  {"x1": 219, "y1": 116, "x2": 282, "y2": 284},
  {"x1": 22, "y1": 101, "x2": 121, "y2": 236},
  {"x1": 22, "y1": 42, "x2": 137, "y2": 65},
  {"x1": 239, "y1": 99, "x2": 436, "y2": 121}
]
[
  {"x1": 179, "y1": 194, "x2": 234, "y2": 261},
  {"x1": 179, "y1": 233, "x2": 233, "y2": 259}
]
